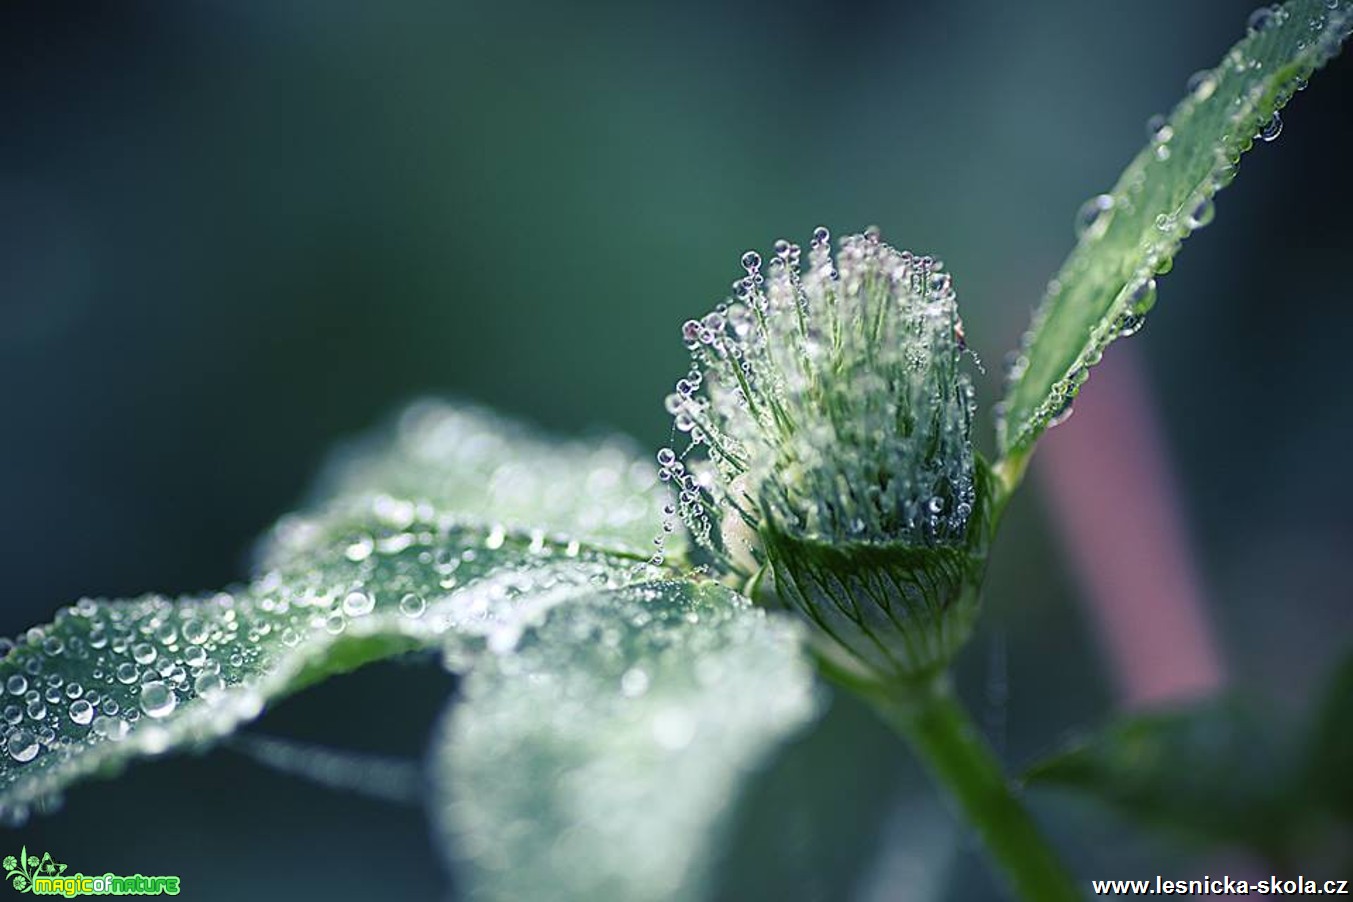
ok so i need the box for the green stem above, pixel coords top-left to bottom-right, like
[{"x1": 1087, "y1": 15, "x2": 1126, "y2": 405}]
[{"x1": 864, "y1": 674, "x2": 1082, "y2": 901}]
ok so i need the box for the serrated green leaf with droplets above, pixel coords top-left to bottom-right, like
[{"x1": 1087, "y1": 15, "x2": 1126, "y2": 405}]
[
  {"x1": 0, "y1": 402, "x2": 662, "y2": 822},
  {"x1": 998, "y1": 0, "x2": 1351, "y2": 465}
]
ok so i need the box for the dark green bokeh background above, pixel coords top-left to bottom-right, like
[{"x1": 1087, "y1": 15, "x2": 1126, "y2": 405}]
[{"x1": 2, "y1": 1, "x2": 1350, "y2": 898}]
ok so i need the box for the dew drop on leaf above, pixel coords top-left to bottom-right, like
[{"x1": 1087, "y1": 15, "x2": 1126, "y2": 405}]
[
  {"x1": 1116, "y1": 312, "x2": 1147, "y2": 337},
  {"x1": 5, "y1": 730, "x2": 39, "y2": 763},
  {"x1": 1075, "y1": 194, "x2": 1115, "y2": 239},
  {"x1": 342, "y1": 591, "x2": 375, "y2": 618},
  {"x1": 620, "y1": 667, "x2": 651, "y2": 698},
  {"x1": 1258, "y1": 110, "x2": 1283, "y2": 141},
  {"x1": 139, "y1": 682, "x2": 177, "y2": 719},
  {"x1": 193, "y1": 673, "x2": 225, "y2": 697},
  {"x1": 1046, "y1": 399, "x2": 1075, "y2": 428},
  {"x1": 1186, "y1": 69, "x2": 1218, "y2": 101},
  {"x1": 1248, "y1": 4, "x2": 1281, "y2": 33},
  {"x1": 68, "y1": 700, "x2": 93, "y2": 726},
  {"x1": 1127, "y1": 278, "x2": 1159, "y2": 315},
  {"x1": 1186, "y1": 197, "x2": 1217, "y2": 229},
  {"x1": 399, "y1": 594, "x2": 426, "y2": 618},
  {"x1": 91, "y1": 716, "x2": 128, "y2": 741},
  {"x1": 181, "y1": 619, "x2": 210, "y2": 645}
]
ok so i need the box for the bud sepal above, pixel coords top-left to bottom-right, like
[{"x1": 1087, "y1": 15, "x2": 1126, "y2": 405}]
[{"x1": 761, "y1": 455, "x2": 997, "y2": 686}]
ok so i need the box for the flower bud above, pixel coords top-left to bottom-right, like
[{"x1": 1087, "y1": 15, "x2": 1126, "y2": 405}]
[{"x1": 660, "y1": 227, "x2": 991, "y2": 683}]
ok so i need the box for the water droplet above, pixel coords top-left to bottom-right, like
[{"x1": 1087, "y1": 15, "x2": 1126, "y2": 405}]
[
  {"x1": 1116, "y1": 312, "x2": 1147, "y2": 337},
  {"x1": 1047, "y1": 399, "x2": 1075, "y2": 428},
  {"x1": 182, "y1": 620, "x2": 210, "y2": 645},
  {"x1": 139, "y1": 681, "x2": 177, "y2": 719},
  {"x1": 342, "y1": 591, "x2": 375, "y2": 617},
  {"x1": 1247, "y1": 4, "x2": 1279, "y2": 33},
  {"x1": 193, "y1": 672, "x2": 225, "y2": 696},
  {"x1": 1075, "y1": 194, "x2": 1115, "y2": 239},
  {"x1": 69, "y1": 699, "x2": 94, "y2": 726},
  {"x1": 5, "y1": 675, "x2": 27, "y2": 696},
  {"x1": 1258, "y1": 111, "x2": 1283, "y2": 141},
  {"x1": 1146, "y1": 114, "x2": 1174, "y2": 143},
  {"x1": 1127, "y1": 278, "x2": 1158, "y2": 315},
  {"x1": 740, "y1": 251, "x2": 761, "y2": 274},
  {"x1": 6, "y1": 729, "x2": 39, "y2": 762},
  {"x1": 132, "y1": 643, "x2": 157, "y2": 665},
  {"x1": 484, "y1": 525, "x2": 506, "y2": 550},
  {"x1": 91, "y1": 715, "x2": 129, "y2": 741},
  {"x1": 344, "y1": 535, "x2": 374, "y2": 562},
  {"x1": 1186, "y1": 197, "x2": 1216, "y2": 229},
  {"x1": 652, "y1": 708, "x2": 696, "y2": 750},
  {"x1": 399, "y1": 593, "x2": 426, "y2": 618},
  {"x1": 1187, "y1": 69, "x2": 1218, "y2": 102},
  {"x1": 620, "y1": 667, "x2": 651, "y2": 698},
  {"x1": 115, "y1": 663, "x2": 139, "y2": 685}
]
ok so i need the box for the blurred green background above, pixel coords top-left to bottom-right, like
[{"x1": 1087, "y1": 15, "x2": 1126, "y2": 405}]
[{"x1": 2, "y1": 1, "x2": 1350, "y2": 898}]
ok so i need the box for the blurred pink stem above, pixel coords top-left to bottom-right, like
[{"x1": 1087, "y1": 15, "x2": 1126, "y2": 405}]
[{"x1": 1034, "y1": 347, "x2": 1226, "y2": 707}]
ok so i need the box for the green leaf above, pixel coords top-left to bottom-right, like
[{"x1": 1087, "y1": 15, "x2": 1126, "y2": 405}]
[
  {"x1": 998, "y1": 0, "x2": 1351, "y2": 462},
  {"x1": 1024, "y1": 697, "x2": 1300, "y2": 858},
  {"x1": 1304, "y1": 646, "x2": 1353, "y2": 822},
  {"x1": 0, "y1": 401, "x2": 661, "y2": 822},
  {"x1": 294, "y1": 397, "x2": 678, "y2": 559},
  {"x1": 0, "y1": 514, "x2": 638, "y2": 822},
  {"x1": 433, "y1": 579, "x2": 822, "y2": 902},
  {"x1": 709, "y1": 688, "x2": 939, "y2": 902}
]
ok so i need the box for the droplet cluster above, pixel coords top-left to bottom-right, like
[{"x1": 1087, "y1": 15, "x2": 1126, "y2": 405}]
[
  {"x1": 436, "y1": 579, "x2": 819, "y2": 901},
  {"x1": 999, "y1": 0, "x2": 1352, "y2": 454},
  {"x1": 318, "y1": 400, "x2": 673, "y2": 559},
  {"x1": 1, "y1": 493, "x2": 642, "y2": 823},
  {"x1": 660, "y1": 227, "x2": 976, "y2": 573}
]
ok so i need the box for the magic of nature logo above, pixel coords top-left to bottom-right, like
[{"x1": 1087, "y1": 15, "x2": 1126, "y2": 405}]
[{"x1": 4, "y1": 847, "x2": 180, "y2": 897}]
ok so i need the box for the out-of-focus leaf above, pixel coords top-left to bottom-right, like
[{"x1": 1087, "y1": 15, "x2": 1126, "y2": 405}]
[
  {"x1": 293, "y1": 397, "x2": 677, "y2": 559},
  {"x1": 1, "y1": 401, "x2": 663, "y2": 823},
  {"x1": 710, "y1": 688, "x2": 923, "y2": 902},
  {"x1": 1024, "y1": 698, "x2": 1300, "y2": 858},
  {"x1": 998, "y1": 0, "x2": 1351, "y2": 463},
  {"x1": 1304, "y1": 647, "x2": 1353, "y2": 822},
  {"x1": 433, "y1": 579, "x2": 822, "y2": 902}
]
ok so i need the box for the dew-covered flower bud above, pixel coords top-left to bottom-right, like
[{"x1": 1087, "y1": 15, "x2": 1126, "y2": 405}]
[{"x1": 658, "y1": 226, "x2": 992, "y2": 684}]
